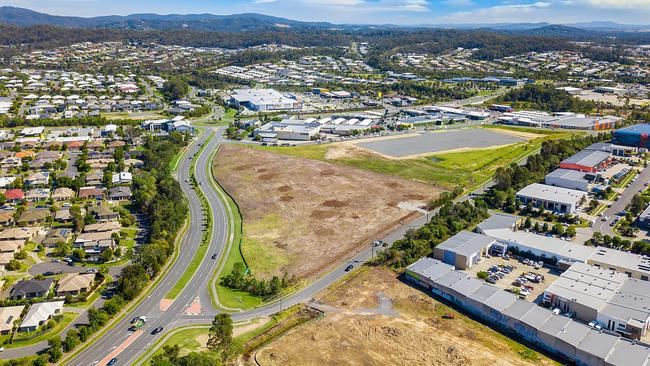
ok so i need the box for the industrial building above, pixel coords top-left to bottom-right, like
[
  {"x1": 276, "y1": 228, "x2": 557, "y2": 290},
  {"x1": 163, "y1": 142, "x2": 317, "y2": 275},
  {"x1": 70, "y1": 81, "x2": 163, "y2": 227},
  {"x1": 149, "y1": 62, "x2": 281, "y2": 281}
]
[
  {"x1": 515, "y1": 183, "x2": 587, "y2": 214},
  {"x1": 432, "y1": 231, "x2": 497, "y2": 269},
  {"x1": 545, "y1": 168, "x2": 592, "y2": 191},
  {"x1": 254, "y1": 120, "x2": 321, "y2": 141},
  {"x1": 483, "y1": 226, "x2": 595, "y2": 266},
  {"x1": 585, "y1": 142, "x2": 637, "y2": 157},
  {"x1": 588, "y1": 247, "x2": 650, "y2": 281},
  {"x1": 229, "y1": 89, "x2": 303, "y2": 111},
  {"x1": 477, "y1": 214, "x2": 650, "y2": 279},
  {"x1": 497, "y1": 111, "x2": 620, "y2": 131},
  {"x1": 559, "y1": 150, "x2": 612, "y2": 173},
  {"x1": 543, "y1": 262, "x2": 650, "y2": 340},
  {"x1": 405, "y1": 258, "x2": 650, "y2": 366},
  {"x1": 613, "y1": 124, "x2": 650, "y2": 149}
]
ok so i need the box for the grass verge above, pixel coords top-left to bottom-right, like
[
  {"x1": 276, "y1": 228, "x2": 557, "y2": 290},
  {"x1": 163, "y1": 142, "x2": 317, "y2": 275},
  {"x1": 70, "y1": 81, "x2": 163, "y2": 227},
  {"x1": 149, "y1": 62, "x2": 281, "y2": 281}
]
[{"x1": 208, "y1": 146, "x2": 263, "y2": 310}]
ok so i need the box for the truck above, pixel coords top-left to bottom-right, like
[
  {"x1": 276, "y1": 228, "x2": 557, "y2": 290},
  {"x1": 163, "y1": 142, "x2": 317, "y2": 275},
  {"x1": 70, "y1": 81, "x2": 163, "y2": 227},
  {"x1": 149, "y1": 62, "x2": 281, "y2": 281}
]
[{"x1": 129, "y1": 316, "x2": 147, "y2": 331}]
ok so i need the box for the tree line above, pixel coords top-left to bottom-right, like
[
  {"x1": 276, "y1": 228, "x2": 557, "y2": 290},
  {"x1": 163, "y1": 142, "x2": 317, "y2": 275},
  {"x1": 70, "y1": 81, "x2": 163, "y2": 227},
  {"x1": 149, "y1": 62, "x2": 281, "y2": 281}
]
[
  {"x1": 495, "y1": 84, "x2": 598, "y2": 113},
  {"x1": 24, "y1": 132, "x2": 191, "y2": 366},
  {"x1": 376, "y1": 200, "x2": 489, "y2": 269}
]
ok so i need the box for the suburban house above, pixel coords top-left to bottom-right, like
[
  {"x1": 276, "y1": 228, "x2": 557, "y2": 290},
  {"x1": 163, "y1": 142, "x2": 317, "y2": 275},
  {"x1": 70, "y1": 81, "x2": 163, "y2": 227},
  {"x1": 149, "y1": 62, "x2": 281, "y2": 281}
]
[
  {"x1": 25, "y1": 188, "x2": 50, "y2": 202},
  {"x1": 78, "y1": 187, "x2": 104, "y2": 200},
  {"x1": 74, "y1": 231, "x2": 115, "y2": 254},
  {"x1": 51, "y1": 187, "x2": 75, "y2": 201},
  {"x1": 18, "y1": 208, "x2": 51, "y2": 226},
  {"x1": 0, "y1": 210, "x2": 14, "y2": 226},
  {"x1": 43, "y1": 228, "x2": 73, "y2": 247},
  {"x1": 5, "y1": 189, "x2": 24, "y2": 203},
  {"x1": 56, "y1": 274, "x2": 95, "y2": 296},
  {"x1": 18, "y1": 301, "x2": 64, "y2": 332},
  {"x1": 25, "y1": 172, "x2": 50, "y2": 187},
  {"x1": 0, "y1": 305, "x2": 25, "y2": 334},
  {"x1": 111, "y1": 172, "x2": 132, "y2": 185},
  {"x1": 108, "y1": 186, "x2": 131, "y2": 201},
  {"x1": 0, "y1": 240, "x2": 25, "y2": 253},
  {"x1": 89, "y1": 205, "x2": 119, "y2": 222},
  {"x1": 10, "y1": 279, "x2": 54, "y2": 300}
]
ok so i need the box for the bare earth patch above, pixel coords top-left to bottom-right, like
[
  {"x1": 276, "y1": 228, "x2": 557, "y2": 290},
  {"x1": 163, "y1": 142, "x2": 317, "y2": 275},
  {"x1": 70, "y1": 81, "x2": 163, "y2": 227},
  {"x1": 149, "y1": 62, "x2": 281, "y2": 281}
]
[
  {"x1": 213, "y1": 144, "x2": 443, "y2": 281},
  {"x1": 256, "y1": 267, "x2": 560, "y2": 366}
]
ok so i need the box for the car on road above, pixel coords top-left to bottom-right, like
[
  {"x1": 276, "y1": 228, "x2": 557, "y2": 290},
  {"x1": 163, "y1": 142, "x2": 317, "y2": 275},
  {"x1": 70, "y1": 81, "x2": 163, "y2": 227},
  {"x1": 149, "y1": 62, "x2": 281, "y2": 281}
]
[
  {"x1": 211, "y1": 254, "x2": 217, "y2": 260},
  {"x1": 108, "y1": 358, "x2": 118, "y2": 366},
  {"x1": 344, "y1": 264, "x2": 353, "y2": 272},
  {"x1": 151, "y1": 326, "x2": 163, "y2": 335}
]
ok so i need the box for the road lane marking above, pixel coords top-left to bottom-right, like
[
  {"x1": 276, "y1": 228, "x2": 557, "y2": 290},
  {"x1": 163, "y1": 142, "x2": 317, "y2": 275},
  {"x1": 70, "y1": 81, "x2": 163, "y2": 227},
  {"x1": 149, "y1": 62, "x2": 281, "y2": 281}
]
[{"x1": 97, "y1": 330, "x2": 143, "y2": 366}]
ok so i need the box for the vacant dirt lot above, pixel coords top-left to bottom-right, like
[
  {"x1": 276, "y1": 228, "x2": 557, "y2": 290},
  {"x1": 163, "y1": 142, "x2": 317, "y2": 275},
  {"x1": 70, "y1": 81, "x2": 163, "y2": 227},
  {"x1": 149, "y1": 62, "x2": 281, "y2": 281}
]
[
  {"x1": 213, "y1": 144, "x2": 443, "y2": 281},
  {"x1": 256, "y1": 267, "x2": 560, "y2": 366}
]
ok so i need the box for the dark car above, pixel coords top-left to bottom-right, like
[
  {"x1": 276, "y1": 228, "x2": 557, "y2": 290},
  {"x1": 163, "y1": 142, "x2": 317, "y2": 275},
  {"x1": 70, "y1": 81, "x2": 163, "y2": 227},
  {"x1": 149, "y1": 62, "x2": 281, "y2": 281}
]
[
  {"x1": 344, "y1": 264, "x2": 353, "y2": 272},
  {"x1": 211, "y1": 254, "x2": 217, "y2": 260},
  {"x1": 151, "y1": 326, "x2": 163, "y2": 335},
  {"x1": 108, "y1": 358, "x2": 118, "y2": 366}
]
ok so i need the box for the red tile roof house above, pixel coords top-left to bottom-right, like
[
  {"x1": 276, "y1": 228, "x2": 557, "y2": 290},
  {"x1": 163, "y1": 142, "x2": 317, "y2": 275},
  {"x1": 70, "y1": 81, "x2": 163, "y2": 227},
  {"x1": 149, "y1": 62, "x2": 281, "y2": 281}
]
[
  {"x1": 78, "y1": 187, "x2": 104, "y2": 200},
  {"x1": 5, "y1": 189, "x2": 24, "y2": 203}
]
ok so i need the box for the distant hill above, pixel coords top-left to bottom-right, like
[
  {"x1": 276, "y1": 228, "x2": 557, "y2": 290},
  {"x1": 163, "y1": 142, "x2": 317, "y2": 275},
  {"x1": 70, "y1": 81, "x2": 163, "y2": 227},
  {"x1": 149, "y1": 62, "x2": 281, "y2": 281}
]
[
  {"x1": 1, "y1": 6, "x2": 649, "y2": 34},
  {"x1": 0, "y1": 6, "x2": 339, "y2": 31}
]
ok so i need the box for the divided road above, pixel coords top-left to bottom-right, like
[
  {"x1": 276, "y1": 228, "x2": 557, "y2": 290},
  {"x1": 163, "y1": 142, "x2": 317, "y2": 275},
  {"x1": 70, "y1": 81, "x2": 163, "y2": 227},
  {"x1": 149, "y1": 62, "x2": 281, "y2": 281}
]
[{"x1": 63, "y1": 128, "x2": 229, "y2": 366}]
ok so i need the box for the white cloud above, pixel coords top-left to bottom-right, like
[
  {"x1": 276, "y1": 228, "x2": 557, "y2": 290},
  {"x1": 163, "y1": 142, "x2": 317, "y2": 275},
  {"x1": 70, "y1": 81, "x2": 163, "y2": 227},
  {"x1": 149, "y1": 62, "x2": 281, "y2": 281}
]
[
  {"x1": 585, "y1": 0, "x2": 650, "y2": 9},
  {"x1": 443, "y1": 0, "x2": 474, "y2": 6}
]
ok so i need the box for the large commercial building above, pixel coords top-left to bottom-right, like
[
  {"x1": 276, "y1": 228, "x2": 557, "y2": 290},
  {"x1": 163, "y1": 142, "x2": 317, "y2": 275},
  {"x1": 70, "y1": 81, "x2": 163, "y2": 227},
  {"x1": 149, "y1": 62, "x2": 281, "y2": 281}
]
[
  {"x1": 613, "y1": 124, "x2": 650, "y2": 149},
  {"x1": 254, "y1": 120, "x2": 321, "y2": 141},
  {"x1": 433, "y1": 231, "x2": 497, "y2": 269},
  {"x1": 497, "y1": 111, "x2": 621, "y2": 131},
  {"x1": 559, "y1": 150, "x2": 612, "y2": 173},
  {"x1": 543, "y1": 262, "x2": 650, "y2": 340},
  {"x1": 545, "y1": 168, "x2": 592, "y2": 191},
  {"x1": 230, "y1": 89, "x2": 303, "y2": 111},
  {"x1": 405, "y1": 258, "x2": 650, "y2": 366},
  {"x1": 515, "y1": 183, "x2": 586, "y2": 214}
]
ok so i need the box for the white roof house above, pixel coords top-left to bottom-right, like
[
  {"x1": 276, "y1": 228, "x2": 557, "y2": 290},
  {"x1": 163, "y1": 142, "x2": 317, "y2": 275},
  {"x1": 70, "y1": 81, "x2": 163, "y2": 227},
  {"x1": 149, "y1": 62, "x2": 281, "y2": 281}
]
[
  {"x1": 20, "y1": 126, "x2": 45, "y2": 136},
  {"x1": 112, "y1": 172, "x2": 132, "y2": 184},
  {"x1": 19, "y1": 301, "x2": 64, "y2": 332}
]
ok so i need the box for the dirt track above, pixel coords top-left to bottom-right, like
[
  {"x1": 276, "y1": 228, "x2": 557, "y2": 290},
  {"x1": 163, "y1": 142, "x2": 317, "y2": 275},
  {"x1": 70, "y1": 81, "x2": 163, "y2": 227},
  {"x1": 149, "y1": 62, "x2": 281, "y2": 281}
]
[
  {"x1": 213, "y1": 144, "x2": 443, "y2": 281},
  {"x1": 255, "y1": 267, "x2": 560, "y2": 366}
]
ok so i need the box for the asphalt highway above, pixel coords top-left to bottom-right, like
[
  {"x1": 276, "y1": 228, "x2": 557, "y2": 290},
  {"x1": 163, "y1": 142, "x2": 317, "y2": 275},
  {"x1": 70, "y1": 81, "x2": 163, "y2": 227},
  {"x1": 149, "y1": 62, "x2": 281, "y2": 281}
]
[{"x1": 64, "y1": 128, "x2": 228, "y2": 366}]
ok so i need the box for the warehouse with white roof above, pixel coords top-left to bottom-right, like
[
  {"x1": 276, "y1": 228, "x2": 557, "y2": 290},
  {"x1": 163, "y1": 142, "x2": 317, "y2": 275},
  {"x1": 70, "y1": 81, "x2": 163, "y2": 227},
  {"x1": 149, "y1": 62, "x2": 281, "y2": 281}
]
[{"x1": 516, "y1": 183, "x2": 587, "y2": 214}]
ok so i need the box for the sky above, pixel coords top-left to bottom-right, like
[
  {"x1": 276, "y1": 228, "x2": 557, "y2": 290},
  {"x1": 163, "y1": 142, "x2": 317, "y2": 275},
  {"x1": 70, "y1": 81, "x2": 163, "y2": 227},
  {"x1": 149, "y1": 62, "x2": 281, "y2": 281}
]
[{"x1": 4, "y1": 0, "x2": 650, "y2": 25}]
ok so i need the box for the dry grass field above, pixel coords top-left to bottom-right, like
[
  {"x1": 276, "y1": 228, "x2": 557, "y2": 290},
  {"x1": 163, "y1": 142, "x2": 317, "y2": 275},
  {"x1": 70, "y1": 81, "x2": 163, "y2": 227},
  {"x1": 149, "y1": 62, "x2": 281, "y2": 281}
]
[
  {"x1": 256, "y1": 267, "x2": 561, "y2": 366},
  {"x1": 213, "y1": 144, "x2": 444, "y2": 281}
]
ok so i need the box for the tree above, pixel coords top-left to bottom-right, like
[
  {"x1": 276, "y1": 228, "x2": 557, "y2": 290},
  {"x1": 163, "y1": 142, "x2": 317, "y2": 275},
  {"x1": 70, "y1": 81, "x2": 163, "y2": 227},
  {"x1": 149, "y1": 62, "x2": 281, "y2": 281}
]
[
  {"x1": 6, "y1": 259, "x2": 21, "y2": 271},
  {"x1": 72, "y1": 248, "x2": 85, "y2": 261},
  {"x1": 542, "y1": 222, "x2": 549, "y2": 232},
  {"x1": 477, "y1": 271, "x2": 489, "y2": 280},
  {"x1": 523, "y1": 217, "x2": 532, "y2": 229},
  {"x1": 100, "y1": 248, "x2": 114, "y2": 263},
  {"x1": 118, "y1": 264, "x2": 149, "y2": 301},
  {"x1": 551, "y1": 223, "x2": 564, "y2": 236},
  {"x1": 162, "y1": 77, "x2": 189, "y2": 101},
  {"x1": 47, "y1": 337, "x2": 63, "y2": 362},
  {"x1": 207, "y1": 314, "x2": 233, "y2": 360},
  {"x1": 53, "y1": 241, "x2": 71, "y2": 257},
  {"x1": 565, "y1": 225, "x2": 577, "y2": 238},
  {"x1": 63, "y1": 329, "x2": 80, "y2": 352}
]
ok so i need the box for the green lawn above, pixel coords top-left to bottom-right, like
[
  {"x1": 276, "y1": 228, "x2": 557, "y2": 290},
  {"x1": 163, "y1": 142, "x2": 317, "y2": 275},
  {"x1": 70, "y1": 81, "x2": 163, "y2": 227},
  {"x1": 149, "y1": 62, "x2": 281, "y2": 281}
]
[
  {"x1": 149, "y1": 326, "x2": 209, "y2": 360},
  {"x1": 253, "y1": 128, "x2": 575, "y2": 191},
  {"x1": 211, "y1": 171, "x2": 263, "y2": 310},
  {"x1": 6, "y1": 313, "x2": 77, "y2": 348}
]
